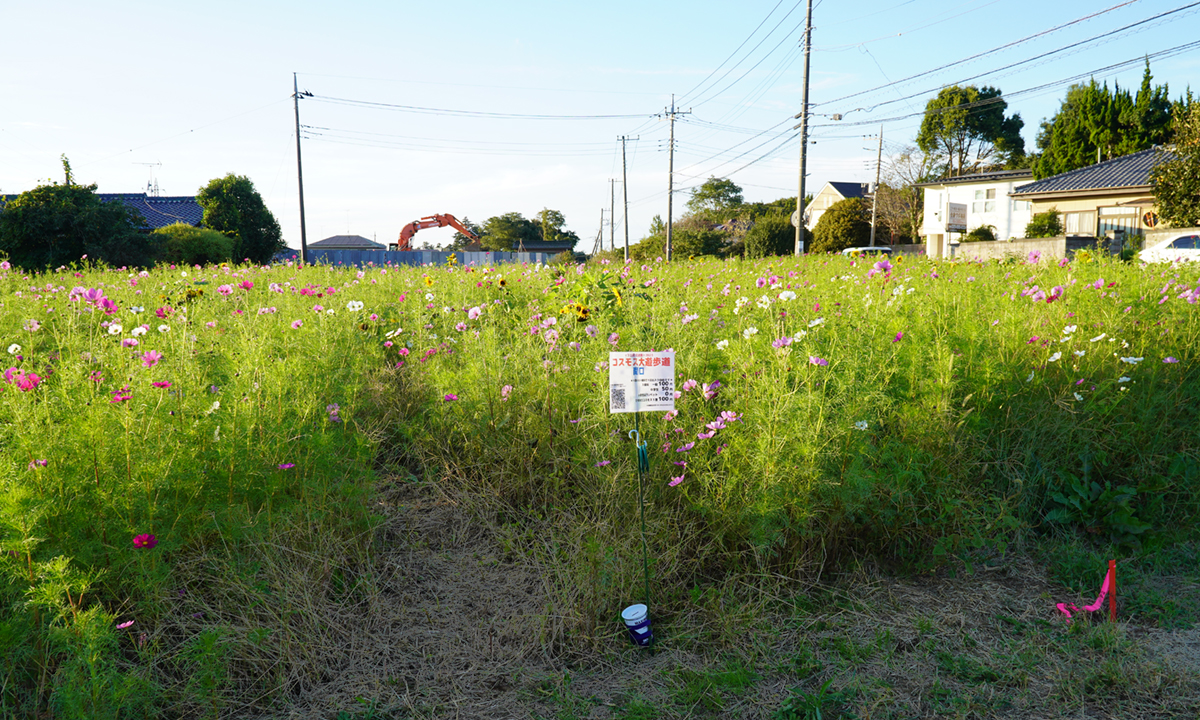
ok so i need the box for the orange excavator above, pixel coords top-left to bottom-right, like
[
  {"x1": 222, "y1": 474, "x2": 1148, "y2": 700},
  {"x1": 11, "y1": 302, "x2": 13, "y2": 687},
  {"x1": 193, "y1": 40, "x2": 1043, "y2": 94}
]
[{"x1": 392, "y1": 214, "x2": 480, "y2": 251}]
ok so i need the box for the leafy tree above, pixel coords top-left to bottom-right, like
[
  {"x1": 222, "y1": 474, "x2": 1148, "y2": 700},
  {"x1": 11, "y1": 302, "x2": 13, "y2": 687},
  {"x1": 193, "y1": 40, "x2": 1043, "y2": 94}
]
[
  {"x1": 536, "y1": 208, "x2": 580, "y2": 248},
  {"x1": 449, "y1": 216, "x2": 483, "y2": 249},
  {"x1": 477, "y1": 212, "x2": 538, "y2": 251},
  {"x1": 1033, "y1": 64, "x2": 1174, "y2": 179},
  {"x1": 917, "y1": 85, "x2": 1025, "y2": 176},
  {"x1": 878, "y1": 146, "x2": 938, "y2": 242},
  {"x1": 811, "y1": 198, "x2": 870, "y2": 253},
  {"x1": 1024, "y1": 208, "x2": 1062, "y2": 238},
  {"x1": 151, "y1": 222, "x2": 234, "y2": 265},
  {"x1": 685, "y1": 177, "x2": 744, "y2": 222},
  {"x1": 630, "y1": 228, "x2": 724, "y2": 261},
  {"x1": 744, "y1": 212, "x2": 804, "y2": 258},
  {"x1": 1151, "y1": 100, "x2": 1200, "y2": 227},
  {"x1": 646, "y1": 215, "x2": 666, "y2": 238},
  {"x1": 196, "y1": 174, "x2": 284, "y2": 264},
  {"x1": 0, "y1": 181, "x2": 151, "y2": 270}
]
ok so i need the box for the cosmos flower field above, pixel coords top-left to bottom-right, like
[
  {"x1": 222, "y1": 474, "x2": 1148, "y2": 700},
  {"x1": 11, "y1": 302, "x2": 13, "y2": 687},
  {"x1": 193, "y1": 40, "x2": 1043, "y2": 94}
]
[{"x1": 0, "y1": 251, "x2": 1197, "y2": 716}]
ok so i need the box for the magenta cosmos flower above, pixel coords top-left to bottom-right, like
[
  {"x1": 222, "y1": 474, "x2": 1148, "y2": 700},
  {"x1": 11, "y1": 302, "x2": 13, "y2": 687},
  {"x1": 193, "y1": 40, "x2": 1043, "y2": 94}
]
[
  {"x1": 141, "y1": 350, "x2": 163, "y2": 368},
  {"x1": 132, "y1": 533, "x2": 157, "y2": 549}
]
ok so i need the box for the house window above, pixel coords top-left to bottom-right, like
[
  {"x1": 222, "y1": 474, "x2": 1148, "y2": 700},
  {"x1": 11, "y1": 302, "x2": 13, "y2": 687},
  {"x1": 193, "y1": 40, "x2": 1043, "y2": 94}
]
[
  {"x1": 972, "y1": 188, "x2": 996, "y2": 213},
  {"x1": 1012, "y1": 199, "x2": 1031, "y2": 212}
]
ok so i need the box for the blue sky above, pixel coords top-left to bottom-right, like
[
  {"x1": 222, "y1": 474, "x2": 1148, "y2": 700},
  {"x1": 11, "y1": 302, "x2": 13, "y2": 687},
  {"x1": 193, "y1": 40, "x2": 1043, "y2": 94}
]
[{"x1": 3, "y1": 0, "x2": 1197, "y2": 251}]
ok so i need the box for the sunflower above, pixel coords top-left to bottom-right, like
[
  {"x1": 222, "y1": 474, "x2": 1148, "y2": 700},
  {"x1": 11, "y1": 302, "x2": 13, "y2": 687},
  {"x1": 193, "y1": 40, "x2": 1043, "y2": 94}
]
[
  {"x1": 499, "y1": 277, "x2": 507, "y2": 288},
  {"x1": 423, "y1": 276, "x2": 434, "y2": 287},
  {"x1": 576, "y1": 305, "x2": 590, "y2": 321}
]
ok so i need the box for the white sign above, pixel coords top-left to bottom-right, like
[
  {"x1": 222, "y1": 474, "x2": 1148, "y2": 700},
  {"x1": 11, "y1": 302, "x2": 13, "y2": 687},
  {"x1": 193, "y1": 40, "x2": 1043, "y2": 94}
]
[
  {"x1": 947, "y1": 203, "x2": 968, "y2": 233},
  {"x1": 608, "y1": 351, "x2": 675, "y2": 414}
]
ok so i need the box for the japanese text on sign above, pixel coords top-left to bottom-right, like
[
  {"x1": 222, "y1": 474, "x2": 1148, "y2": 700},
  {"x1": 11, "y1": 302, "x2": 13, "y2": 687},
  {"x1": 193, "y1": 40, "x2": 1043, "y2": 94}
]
[{"x1": 609, "y1": 351, "x2": 675, "y2": 414}]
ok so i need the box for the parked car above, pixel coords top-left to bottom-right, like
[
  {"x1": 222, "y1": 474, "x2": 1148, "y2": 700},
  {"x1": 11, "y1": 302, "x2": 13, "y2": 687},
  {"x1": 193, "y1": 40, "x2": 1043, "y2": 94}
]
[
  {"x1": 841, "y1": 246, "x2": 892, "y2": 257},
  {"x1": 1141, "y1": 234, "x2": 1200, "y2": 263}
]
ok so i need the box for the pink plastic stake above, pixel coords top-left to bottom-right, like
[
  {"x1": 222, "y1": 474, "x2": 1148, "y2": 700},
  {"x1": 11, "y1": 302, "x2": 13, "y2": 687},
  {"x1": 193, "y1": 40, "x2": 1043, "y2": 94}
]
[{"x1": 1056, "y1": 561, "x2": 1116, "y2": 623}]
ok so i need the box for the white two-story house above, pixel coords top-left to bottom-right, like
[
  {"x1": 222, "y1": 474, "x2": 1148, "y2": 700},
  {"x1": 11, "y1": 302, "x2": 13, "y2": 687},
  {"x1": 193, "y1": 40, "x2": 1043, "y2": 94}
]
[{"x1": 918, "y1": 169, "x2": 1034, "y2": 258}]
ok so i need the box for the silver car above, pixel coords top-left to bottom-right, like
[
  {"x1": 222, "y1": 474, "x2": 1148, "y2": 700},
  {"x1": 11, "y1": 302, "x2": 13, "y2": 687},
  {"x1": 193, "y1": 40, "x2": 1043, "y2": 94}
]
[{"x1": 1141, "y1": 233, "x2": 1200, "y2": 263}]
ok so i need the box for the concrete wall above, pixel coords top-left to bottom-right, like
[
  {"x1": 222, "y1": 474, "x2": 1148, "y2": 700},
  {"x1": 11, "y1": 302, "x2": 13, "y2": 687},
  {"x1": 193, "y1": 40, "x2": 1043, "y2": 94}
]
[
  {"x1": 304, "y1": 249, "x2": 557, "y2": 267},
  {"x1": 1144, "y1": 226, "x2": 1200, "y2": 249},
  {"x1": 890, "y1": 243, "x2": 925, "y2": 256},
  {"x1": 950, "y1": 236, "x2": 1101, "y2": 261}
]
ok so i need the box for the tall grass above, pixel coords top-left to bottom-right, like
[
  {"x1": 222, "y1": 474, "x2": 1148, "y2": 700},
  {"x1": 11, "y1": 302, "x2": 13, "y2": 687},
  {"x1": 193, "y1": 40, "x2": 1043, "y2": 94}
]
[{"x1": 0, "y1": 252, "x2": 1197, "y2": 716}]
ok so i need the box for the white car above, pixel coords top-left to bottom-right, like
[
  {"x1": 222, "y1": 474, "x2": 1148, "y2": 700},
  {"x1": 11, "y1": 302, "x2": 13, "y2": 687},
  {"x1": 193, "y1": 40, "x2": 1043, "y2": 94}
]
[{"x1": 1141, "y1": 233, "x2": 1200, "y2": 263}]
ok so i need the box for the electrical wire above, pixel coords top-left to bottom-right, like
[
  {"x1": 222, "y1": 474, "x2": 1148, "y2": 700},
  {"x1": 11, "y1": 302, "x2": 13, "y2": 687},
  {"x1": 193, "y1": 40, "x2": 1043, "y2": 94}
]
[{"x1": 309, "y1": 94, "x2": 650, "y2": 120}]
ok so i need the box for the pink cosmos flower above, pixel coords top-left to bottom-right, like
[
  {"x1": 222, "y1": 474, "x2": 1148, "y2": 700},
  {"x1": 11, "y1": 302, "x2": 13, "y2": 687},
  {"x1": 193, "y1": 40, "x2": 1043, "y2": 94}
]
[
  {"x1": 132, "y1": 533, "x2": 157, "y2": 549},
  {"x1": 467, "y1": 306, "x2": 482, "y2": 320},
  {"x1": 28, "y1": 459, "x2": 48, "y2": 469},
  {"x1": 239, "y1": 280, "x2": 253, "y2": 291},
  {"x1": 278, "y1": 463, "x2": 295, "y2": 470},
  {"x1": 217, "y1": 284, "x2": 233, "y2": 296},
  {"x1": 809, "y1": 356, "x2": 828, "y2": 366},
  {"x1": 668, "y1": 476, "x2": 685, "y2": 487},
  {"x1": 594, "y1": 460, "x2": 612, "y2": 467},
  {"x1": 706, "y1": 419, "x2": 726, "y2": 431},
  {"x1": 116, "y1": 620, "x2": 135, "y2": 629},
  {"x1": 585, "y1": 324, "x2": 598, "y2": 337},
  {"x1": 501, "y1": 384, "x2": 513, "y2": 401},
  {"x1": 398, "y1": 347, "x2": 409, "y2": 356},
  {"x1": 608, "y1": 332, "x2": 619, "y2": 347},
  {"x1": 697, "y1": 431, "x2": 715, "y2": 440},
  {"x1": 291, "y1": 320, "x2": 303, "y2": 329},
  {"x1": 455, "y1": 322, "x2": 468, "y2": 332},
  {"x1": 121, "y1": 338, "x2": 139, "y2": 348},
  {"x1": 152, "y1": 381, "x2": 172, "y2": 388},
  {"x1": 702, "y1": 381, "x2": 721, "y2": 400},
  {"x1": 682, "y1": 379, "x2": 698, "y2": 392},
  {"x1": 663, "y1": 409, "x2": 678, "y2": 421},
  {"x1": 772, "y1": 336, "x2": 793, "y2": 349},
  {"x1": 110, "y1": 385, "x2": 132, "y2": 403},
  {"x1": 444, "y1": 393, "x2": 458, "y2": 401},
  {"x1": 141, "y1": 350, "x2": 163, "y2": 368},
  {"x1": 675, "y1": 442, "x2": 695, "y2": 453},
  {"x1": 1164, "y1": 357, "x2": 1179, "y2": 363},
  {"x1": 14, "y1": 371, "x2": 41, "y2": 392},
  {"x1": 893, "y1": 331, "x2": 904, "y2": 343}
]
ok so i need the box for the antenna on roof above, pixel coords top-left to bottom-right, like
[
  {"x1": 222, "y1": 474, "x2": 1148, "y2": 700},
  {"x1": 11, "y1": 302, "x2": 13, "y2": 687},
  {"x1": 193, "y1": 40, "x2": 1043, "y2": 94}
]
[{"x1": 134, "y1": 162, "x2": 162, "y2": 196}]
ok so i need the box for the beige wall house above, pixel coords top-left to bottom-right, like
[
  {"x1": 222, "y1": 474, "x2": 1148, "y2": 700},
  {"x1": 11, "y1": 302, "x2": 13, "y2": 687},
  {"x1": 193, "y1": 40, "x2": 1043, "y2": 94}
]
[
  {"x1": 804, "y1": 182, "x2": 870, "y2": 231},
  {"x1": 1010, "y1": 147, "x2": 1173, "y2": 242}
]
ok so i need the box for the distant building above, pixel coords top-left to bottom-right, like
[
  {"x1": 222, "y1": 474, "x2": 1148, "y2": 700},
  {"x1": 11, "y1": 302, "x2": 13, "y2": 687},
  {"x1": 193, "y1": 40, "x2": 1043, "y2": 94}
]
[
  {"x1": 309, "y1": 234, "x2": 386, "y2": 251},
  {"x1": 98, "y1": 194, "x2": 204, "y2": 230},
  {"x1": 805, "y1": 182, "x2": 871, "y2": 231},
  {"x1": 917, "y1": 168, "x2": 1035, "y2": 257}
]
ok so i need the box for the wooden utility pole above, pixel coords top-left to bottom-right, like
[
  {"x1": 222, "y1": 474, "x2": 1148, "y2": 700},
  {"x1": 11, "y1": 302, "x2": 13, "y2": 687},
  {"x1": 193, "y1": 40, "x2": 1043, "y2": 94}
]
[
  {"x1": 870, "y1": 125, "x2": 883, "y2": 247},
  {"x1": 793, "y1": 0, "x2": 813, "y2": 255},
  {"x1": 663, "y1": 96, "x2": 690, "y2": 262},
  {"x1": 293, "y1": 73, "x2": 312, "y2": 265}
]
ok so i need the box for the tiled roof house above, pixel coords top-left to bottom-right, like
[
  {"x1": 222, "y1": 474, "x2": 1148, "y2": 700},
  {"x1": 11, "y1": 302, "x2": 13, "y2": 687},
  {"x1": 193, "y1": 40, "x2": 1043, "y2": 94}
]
[
  {"x1": 98, "y1": 194, "x2": 204, "y2": 229},
  {"x1": 309, "y1": 234, "x2": 386, "y2": 250},
  {"x1": 1010, "y1": 147, "x2": 1174, "y2": 238}
]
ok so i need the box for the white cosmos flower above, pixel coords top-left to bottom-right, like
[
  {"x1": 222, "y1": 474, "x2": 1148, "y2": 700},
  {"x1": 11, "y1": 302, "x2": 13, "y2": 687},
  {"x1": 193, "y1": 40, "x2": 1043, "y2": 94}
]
[
  {"x1": 854, "y1": 421, "x2": 868, "y2": 431},
  {"x1": 346, "y1": 301, "x2": 364, "y2": 312},
  {"x1": 1026, "y1": 371, "x2": 1035, "y2": 382},
  {"x1": 1074, "y1": 392, "x2": 1084, "y2": 401},
  {"x1": 1048, "y1": 352, "x2": 1062, "y2": 362},
  {"x1": 1064, "y1": 325, "x2": 1076, "y2": 334},
  {"x1": 107, "y1": 324, "x2": 123, "y2": 335},
  {"x1": 1118, "y1": 376, "x2": 1131, "y2": 383},
  {"x1": 425, "y1": 293, "x2": 434, "y2": 301},
  {"x1": 742, "y1": 327, "x2": 759, "y2": 339},
  {"x1": 756, "y1": 295, "x2": 771, "y2": 310},
  {"x1": 1119, "y1": 357, "x2": 1143, "y2": 364},
  {"x1": 716, "y1": 339, "x2": 730, "y2": 350},
  {"x1": 130, "y1": 306, "x2": 144, "y2": 314},
  {"x1": 157, "y1": 324, "x2": 170, "y2": 333},
  {"x1": 1090, "y1": 333, "x2": 1107, "y2": 342},
  {"x1": 778, "y1": 290, "x2": 797, "y2": 301},
  {"x1": 1073, "y1": 350, "x2": 1085, "y2": 357},
  {"x1": 131, "y1": 326, "x2": 147, "y2": 337},
  {"x1": 7, "y1": 343, "x2": 20, "y2": 355},
  {"x1": 808, "y1": 317, "x2": 825, "y2": 328}
]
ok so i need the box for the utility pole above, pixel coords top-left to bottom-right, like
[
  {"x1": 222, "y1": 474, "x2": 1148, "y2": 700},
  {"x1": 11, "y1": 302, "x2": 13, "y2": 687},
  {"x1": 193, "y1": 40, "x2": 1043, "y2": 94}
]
[
  {"x1": 663, "y1": 95, "x2": 690, "y2": 262},
  {"x1": 793, "y1": 0, "x2": 813, "y2": 255},
  {"x1": 593, "y1": 209, "x2": 605, "y2": 256},
  {"x1": 293, "y1": 73, "x2": 313, "y2": 265},
  {"x1": 610, "y1": 179, "x2": 616, "y2": 253},
  {"x1": 619, "y1": 135, "x2": 636, "y2": 263},
  {"x1": 869, "y1": 125, "x2": 883, "y2": 247}
]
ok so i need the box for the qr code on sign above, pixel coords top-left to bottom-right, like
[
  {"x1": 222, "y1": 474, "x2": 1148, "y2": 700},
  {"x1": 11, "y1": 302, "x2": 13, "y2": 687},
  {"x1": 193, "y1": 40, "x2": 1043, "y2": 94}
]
[{"x1": 610, "y1": 385, "x2": 626, "y2": 410}]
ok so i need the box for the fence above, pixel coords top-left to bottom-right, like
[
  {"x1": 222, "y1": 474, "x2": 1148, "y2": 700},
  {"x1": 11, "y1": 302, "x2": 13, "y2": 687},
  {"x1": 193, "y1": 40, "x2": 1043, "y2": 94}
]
[{"x1": 302, "y1": 249, "x2": 558, "y2": 267}]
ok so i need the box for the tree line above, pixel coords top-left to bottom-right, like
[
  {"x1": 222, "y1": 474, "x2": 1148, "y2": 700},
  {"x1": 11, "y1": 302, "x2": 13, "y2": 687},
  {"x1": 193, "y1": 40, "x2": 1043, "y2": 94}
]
[{"x1": 0, "y1": 159, "x2": 285, "y2": 270}]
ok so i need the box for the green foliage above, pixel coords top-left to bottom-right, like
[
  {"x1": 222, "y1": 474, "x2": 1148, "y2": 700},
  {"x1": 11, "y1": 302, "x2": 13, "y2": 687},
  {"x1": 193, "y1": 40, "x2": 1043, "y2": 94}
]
[
  {"x1": 917, "y1": 85, "x2": 1025, "y2": 176},
  {"x1": 685, "y1": 177, "x2": 745, "y2": 222},
  {"x1": 476, "y1": 209, "x2": 579, "y2": 252},
  {"x1": 196, "y1": 174, "x2": 284, "y2": 264},
  {"x1": 1150, "y1": 100, "x2": 1200, "y2": 227},
  {"x1": 744, "y1": 212, "x2": 803, "y2": 258},
  {"x1": 151, "y1": 222, "x2": 234, "y2": 265},
  {"x1": 811, "y1": 198, "x2": 870, "y2": 253},
  {"x1": 630, "y1": 228, "x2": 725, "y2": 260},
  {"x1": 963, "y1": 225, "x2": 997, "y2": 243},
  {"x1": 1024, "y1": 208, "x2": 1062, "y2": 238},
  {"x1": 774, "y1": 679, "x2": 854, "y2": 720},
  {"x1": 0, "y1": 182, "x2": 152, "y2": 270},
  {"x1": 536, "y1": 208, "x2": 581, "y2": 248},
  {"x1": 1034, "y1": 64, "x2": 1175, "y2": 179},
  {"x1": 449, "y1": 215, "x2": 483, "y2": 249}
]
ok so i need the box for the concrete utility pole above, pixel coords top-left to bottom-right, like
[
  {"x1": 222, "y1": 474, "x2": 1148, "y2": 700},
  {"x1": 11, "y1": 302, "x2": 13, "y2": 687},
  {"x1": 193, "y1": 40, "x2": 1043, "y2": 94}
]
[
  {"x1": 620, "y1": 135, "x2": 636, "y2": 263},
  {"x1": 663, "y1": 96, "x2": 690, "y2": 262},
  {"x1": 293, "y1": 73, "x2": 312, "y2": 265},
  {"x1": 870, "y1": 125, "x2": 883, "y2": 247},
  {"x1": 610, "y1": 179, "x2": 616, "y2": 252},
  {"x1": 793, "y1": 0, "x2": 813, "y2": 255}
]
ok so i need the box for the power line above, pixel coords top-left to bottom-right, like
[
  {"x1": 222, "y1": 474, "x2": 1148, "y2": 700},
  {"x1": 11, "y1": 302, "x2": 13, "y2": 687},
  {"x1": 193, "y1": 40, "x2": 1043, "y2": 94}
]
[
  {"x1": 308, "y1": 94, "x2": 650, "y2": 120},
  {"x1": 676, "y1": 0, "x2": 796, "y2": 106}
]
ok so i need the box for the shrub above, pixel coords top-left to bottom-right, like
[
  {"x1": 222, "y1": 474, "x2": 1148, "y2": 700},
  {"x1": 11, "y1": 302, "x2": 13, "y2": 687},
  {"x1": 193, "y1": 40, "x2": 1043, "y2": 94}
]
[
  {"x1": 1024, "y1": 208, "x2": 1062, "y2": 238},
  {"x1": 963, "y1": 225, "x2": 997, "y2": 243},
  {"x1": 744, "y1": 212, "x2": 807, "y2": 258},
  {"x1": 0, "y1": 183, "x2": 152, "y2": 270},
  {"x1": 151, "y1": 222, "x2": 234, "y2": 265},
  {"x1": 811, "y1": 198, "x2": 870, "y2": 253}
]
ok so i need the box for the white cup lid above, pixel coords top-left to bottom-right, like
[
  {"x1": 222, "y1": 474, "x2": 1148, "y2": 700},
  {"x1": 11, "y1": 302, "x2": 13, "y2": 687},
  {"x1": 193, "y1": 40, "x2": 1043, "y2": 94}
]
[{"x1": 621, "y1": 604, "x2": 648, "y2": 623}]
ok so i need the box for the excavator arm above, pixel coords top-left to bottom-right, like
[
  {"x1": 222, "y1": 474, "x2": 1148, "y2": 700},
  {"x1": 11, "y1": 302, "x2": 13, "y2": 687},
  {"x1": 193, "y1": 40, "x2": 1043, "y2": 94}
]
[{"x1": 395, "y1": 214, "x2": 480, "y2": 251}]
